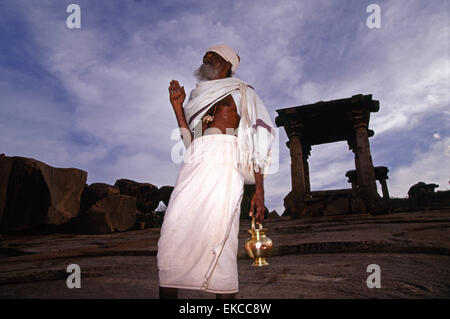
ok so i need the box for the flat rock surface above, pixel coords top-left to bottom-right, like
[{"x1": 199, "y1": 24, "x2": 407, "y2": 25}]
[{"x1": 1, "y1": 209, "x2": 449, "y2": 298}]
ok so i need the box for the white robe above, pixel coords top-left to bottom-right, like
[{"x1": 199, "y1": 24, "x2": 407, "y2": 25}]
[{"x1": 157, "y1": 134, "x2": 244, "y2": 293}]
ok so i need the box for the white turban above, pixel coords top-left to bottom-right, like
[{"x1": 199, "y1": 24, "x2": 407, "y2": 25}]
[{"x1": 206, "y1": 44, "x2": 240, "y2": 74}]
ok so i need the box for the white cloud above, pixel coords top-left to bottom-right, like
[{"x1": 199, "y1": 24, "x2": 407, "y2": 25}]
[
  {"x1": 5, "y1": 0, "x2": 318, "y2": 190},
  {"x1": 308, "y1": 142, "x2": 356, "y2": 190},
  {"x1": 389, "y1": 137, "x2": 450, "y2": 197}
]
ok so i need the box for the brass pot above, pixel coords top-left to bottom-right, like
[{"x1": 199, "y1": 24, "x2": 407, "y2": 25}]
[{"x1": 244, "y1": 217, "x2": 273, "y2": 266}]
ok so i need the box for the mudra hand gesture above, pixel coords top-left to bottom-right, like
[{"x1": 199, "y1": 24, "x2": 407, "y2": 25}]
[{"x1": 169, "y1": 80, "x2": 186, "y2": 109}]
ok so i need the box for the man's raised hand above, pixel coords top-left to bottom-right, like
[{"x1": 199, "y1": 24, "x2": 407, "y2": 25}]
[{"x1": 169, "y1": 80, "x2": 186, "y2": 109}]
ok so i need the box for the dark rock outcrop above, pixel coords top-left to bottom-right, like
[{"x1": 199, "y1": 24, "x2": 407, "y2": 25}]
[
  {"x1": 157, "y1": 185, "x2": 174, "y2": 206},
  {"x1": 387, "y1": 181, "x2": 450, "y2": 211},
  {"x1": 0, "y1": 154, "x2": 14, "y2": 223},
  {"x1": 135, "y1": 210, "x2": 164, "y2": 230},
  {"x1": 114, "y1": 179, "x2": 159, "y2": 213},
  {"x1": 282, "y1": 191, "x2": 295, "y2": 217},
  {"x1": 267, "y1": 210, "x2": 281, "y2": 219},
  {"x1": 80, "y1": 183, "x2": 119, "y2": 213},
  {"x1": 408, "y1": 182, "x2": 440, "y2": 206},
  {"x1": 67, "y1": 194, "x2": 137, "y2": 234},
  {"x1": 0, "y1": 155, "x2": 87, "y2": 233}
]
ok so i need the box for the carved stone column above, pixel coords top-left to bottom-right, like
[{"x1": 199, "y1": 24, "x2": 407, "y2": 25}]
[
  {"x1": 354, "y1": 123, "x2": 377, "y2": 190},
  {"x1": 374, "y1": 166, "x2": 390, "y2": 200},
  {"x1": 287, "y1": 132, "x2": 309, "y2": 219},
  {"x1": 379, "y1": 179, "x2": 390, "y2": 200},
  {"x1": 302, "y1": 143, "x2": 312, "y2": 194},
  {"x1": 352, "y1": 122, "x2": 380, "y2": 213}
]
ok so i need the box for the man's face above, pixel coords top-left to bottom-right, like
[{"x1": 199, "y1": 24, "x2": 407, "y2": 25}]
[
  {"x1": 203, "y1": 51, "x2": 227, "y2": 67},
  {"x1": 194, "y1": 51, "x2": 232, "y2": 82}
]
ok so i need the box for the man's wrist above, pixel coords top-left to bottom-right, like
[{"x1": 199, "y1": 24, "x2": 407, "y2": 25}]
[
  {"x1": 255, "y1": 186, "x2": 264, "y2": 193},
  {"x1": 172, "y1": 102, "x2": 183, "y2": 111}
]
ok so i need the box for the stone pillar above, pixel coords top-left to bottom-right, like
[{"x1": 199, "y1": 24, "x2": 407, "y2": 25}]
[
  {"x1": 379, "y1": 179, "x2": 390, "y2": 200},
  {"x1": 374, "y1": 166, "x2": 390, "y2": 200},
  {"x1": 287, "y1": 133, "x2": 309, "y2": 219},
  {"x1": 302, "y1": 144, "x2": 311, "y2": 194},
  {"x1": 352, "y1": 122, "x2": 381, "y2": 214}
]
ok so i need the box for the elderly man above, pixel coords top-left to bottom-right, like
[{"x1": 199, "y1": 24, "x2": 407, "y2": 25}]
[{"x1": 157, "y1": 44, "x2": 275, "y2": 299}]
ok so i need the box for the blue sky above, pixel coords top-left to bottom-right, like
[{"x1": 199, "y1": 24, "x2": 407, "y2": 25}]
[{"x1": 1, "y1": 0, "x2": 449, "y2": 214}]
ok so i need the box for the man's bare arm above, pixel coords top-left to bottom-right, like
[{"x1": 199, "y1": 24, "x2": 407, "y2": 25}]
[
  {"x1": 173, "y1": 107, "x2": 193, "y2": 149},
  {"x1": 169, "y1": 80, "x2": 193, "y2": 149},
  {"x1": 250, "y1": 165, "x2": 265, "y2": 223}
]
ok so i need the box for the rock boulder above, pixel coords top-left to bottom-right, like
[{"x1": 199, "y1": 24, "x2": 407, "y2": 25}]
[
  {"x1": 71, "y1": 194, "x2": 137, "y2": 234},
  {"x1": 114, "y1": 179, "x2": 159, "y2": 213},
  {"x1": 0, "y1": 155, "x2": 87, "y2": 233},
  {"x1": 157, "y1": 185, "x2": 174, "y2": 206},
  {"x1": 80, "y1": 183, "x2": 119, "y2": 213}
]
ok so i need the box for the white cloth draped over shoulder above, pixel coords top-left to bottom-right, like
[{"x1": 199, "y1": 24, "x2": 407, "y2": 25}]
[{"x1": 183, "y1": 77, "x2": 276, "y2": 174}]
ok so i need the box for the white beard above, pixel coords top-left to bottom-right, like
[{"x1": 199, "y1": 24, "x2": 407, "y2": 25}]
[{"x1": 194, "y1": 63, "x2": 219, "y2": 82}]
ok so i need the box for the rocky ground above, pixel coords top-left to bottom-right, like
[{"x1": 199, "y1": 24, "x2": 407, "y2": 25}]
[{"x1": 0, "y1": 209, "x2": 449, "y2": 299}]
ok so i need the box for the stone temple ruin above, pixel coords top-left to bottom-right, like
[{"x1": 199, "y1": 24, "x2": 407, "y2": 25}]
[{"x1": 275, "y1": 94, "x2": 390, "y2": 218}]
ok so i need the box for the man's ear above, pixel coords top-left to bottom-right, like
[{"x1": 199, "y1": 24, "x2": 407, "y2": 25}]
[
  {"x1": 225, "y1": 62, "x2": 233, "y2": 77},
  {"x1": 227, "y1": 61, "x2": 233, "y2": 72},
  {"x1": 237, "y1": 54, "x2": 240, "y2": 62}
]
